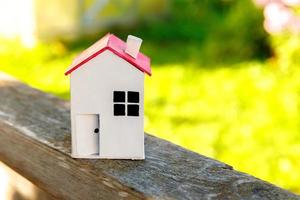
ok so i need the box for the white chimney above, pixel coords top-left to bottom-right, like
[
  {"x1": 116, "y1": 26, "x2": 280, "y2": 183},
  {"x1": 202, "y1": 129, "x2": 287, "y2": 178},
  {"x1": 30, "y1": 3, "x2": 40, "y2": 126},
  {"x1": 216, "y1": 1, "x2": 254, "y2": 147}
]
[{"x1": 125, "y1": 35, "x2": 142, "y2": 59}]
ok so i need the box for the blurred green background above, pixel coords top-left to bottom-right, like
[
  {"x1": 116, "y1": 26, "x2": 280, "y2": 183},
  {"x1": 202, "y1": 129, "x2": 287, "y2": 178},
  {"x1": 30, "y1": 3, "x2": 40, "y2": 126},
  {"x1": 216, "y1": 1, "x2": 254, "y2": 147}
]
[{"x1": 0, "y1": 0, "x2": 300, "y2": 194}]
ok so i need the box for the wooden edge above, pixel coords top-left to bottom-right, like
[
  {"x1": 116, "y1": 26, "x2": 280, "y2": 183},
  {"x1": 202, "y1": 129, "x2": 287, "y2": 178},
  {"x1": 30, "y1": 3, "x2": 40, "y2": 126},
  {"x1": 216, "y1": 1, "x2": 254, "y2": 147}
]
[
  {"x1": 0, "y1": 121, "x2": 144, "y2": 200},
  {"x1": 0, "y1": 73, "x2": 298, "y2": 200}
]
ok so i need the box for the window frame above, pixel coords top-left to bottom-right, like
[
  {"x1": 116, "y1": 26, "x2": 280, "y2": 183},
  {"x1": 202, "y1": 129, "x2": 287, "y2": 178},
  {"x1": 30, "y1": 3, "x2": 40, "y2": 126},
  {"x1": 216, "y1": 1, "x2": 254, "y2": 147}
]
[{"x1": 113, "y1": 91, "x2": 140, "y2": 117}]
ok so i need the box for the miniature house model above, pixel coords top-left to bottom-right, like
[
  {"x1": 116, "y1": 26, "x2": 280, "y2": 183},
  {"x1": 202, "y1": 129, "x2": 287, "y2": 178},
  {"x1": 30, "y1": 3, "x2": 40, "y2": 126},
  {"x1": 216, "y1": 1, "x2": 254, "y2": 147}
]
[{"x1": 65, "y1": 33, "x2": 151, "y2": 159}]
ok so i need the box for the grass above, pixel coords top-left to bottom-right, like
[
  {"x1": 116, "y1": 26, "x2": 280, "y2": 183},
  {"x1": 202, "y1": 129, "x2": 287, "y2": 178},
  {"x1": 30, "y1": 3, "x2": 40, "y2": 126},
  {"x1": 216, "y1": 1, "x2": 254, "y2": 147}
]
[{"x1": 0, "y1": 39, "x2": 299, "y2": 193}]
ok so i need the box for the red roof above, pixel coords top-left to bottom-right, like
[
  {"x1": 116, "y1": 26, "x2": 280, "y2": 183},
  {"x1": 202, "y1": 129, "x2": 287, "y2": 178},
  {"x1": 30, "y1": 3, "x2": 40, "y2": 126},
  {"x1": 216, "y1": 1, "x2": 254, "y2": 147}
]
[{"x1": 64, "y1": 33, "x2": 151, "y2": 76}]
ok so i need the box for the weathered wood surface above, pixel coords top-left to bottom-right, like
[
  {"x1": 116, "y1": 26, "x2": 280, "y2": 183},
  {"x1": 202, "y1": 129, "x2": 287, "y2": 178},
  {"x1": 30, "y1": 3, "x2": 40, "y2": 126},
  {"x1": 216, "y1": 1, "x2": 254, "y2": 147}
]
[{"x1": 0, "y1": 73, "x2": 298, "y2": 200}]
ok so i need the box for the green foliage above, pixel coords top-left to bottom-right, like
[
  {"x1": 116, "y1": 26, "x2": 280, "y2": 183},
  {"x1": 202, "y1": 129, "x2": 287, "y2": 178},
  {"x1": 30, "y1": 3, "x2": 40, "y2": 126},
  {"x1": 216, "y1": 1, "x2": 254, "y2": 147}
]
[
  {"x1": 0, "y1": 40, "x2": 299, "y2": 193},
  {"x1": 203, "y1": 0, "x2": 271, "y2": 63},
  {"x1": 131, "y1": 0, "x2": 271, "y2": 63},
  {"x1": 0, "y1": 39, "x2": 78, "y2": 98},
  {"x1": 146, "y1": 63, "x2": 300, "y2": 193},
  {"x1": 270, "y1": 34, "x2": 300, "y2": 72}
]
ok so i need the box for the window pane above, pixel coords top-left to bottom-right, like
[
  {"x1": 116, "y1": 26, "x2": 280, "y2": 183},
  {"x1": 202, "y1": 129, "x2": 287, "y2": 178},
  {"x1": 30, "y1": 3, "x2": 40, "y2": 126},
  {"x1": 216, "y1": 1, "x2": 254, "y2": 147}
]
[
  {"x1": 128, "y1": 91, "x2": 139, "y2": 103},
  {"x1": 113, "y1": 91, "x2": 125, "y2": 102},
  {"x1": 114, "y1": 104, "x2": 125, "y2": 116},
  {"x1": 127, "y1": 104, "x2": 139, "y2": 116}
]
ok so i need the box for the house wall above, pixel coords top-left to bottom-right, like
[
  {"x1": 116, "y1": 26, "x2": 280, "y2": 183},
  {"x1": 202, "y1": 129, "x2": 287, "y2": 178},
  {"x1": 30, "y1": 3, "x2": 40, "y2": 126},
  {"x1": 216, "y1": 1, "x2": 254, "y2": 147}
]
[{"x1": 70, "y1": 50, "x2": 144, "y2": 159}]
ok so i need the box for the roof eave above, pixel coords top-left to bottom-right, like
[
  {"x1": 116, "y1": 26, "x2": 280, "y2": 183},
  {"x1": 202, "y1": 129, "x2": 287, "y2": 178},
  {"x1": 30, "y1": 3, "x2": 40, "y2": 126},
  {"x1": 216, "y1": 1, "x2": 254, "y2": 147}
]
[{"x1": 64, "y1": 47, "x2": 151, "y2": 76}]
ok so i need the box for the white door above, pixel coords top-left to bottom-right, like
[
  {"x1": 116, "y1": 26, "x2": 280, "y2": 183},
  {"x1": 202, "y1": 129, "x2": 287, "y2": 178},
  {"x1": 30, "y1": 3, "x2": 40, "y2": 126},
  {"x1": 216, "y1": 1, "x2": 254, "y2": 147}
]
[{"x1": 75, "y1": 114, "x2": 99, "y2": 156}]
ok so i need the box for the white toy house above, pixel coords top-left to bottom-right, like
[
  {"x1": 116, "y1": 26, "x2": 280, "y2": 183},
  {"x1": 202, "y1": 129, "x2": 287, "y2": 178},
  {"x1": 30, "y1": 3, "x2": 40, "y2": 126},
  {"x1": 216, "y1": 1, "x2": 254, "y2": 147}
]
[{"x1": 65, "y1": 33, "x2": 151, "y2": 159}]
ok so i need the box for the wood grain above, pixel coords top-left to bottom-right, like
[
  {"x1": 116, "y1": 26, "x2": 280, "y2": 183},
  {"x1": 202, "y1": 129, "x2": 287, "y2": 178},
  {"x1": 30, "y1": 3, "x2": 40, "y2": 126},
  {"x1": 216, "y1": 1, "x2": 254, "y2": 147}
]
[{"x1": 0, "y1": 73, "x2": 298, "y2": 200}]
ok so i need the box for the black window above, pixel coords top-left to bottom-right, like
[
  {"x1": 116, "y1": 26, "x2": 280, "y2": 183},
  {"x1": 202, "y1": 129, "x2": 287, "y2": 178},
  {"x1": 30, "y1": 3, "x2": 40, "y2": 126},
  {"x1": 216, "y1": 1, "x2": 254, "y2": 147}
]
[
  {"x1": 113, "y1": 91, "x2": 140, "y2": 116},
  {"x1": 128, "y1": 91, "x2": 139, "y2": 103},
  {"x1": 113, "y1": 91, "x2": 125, "y2": 102},
  {"x1": 127, "y1": 104, "x2": 139, "y2": 116},
  {"x1": 114, "y1": 104, "x2": 125, "y2": 116}
]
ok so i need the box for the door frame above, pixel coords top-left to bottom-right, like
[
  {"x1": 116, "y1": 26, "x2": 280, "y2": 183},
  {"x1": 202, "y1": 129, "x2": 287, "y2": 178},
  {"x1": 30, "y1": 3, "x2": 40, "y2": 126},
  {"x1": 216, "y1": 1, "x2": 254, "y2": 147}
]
[{"x1": 75, "y1": 113, "x2": 100, "y2": 156}]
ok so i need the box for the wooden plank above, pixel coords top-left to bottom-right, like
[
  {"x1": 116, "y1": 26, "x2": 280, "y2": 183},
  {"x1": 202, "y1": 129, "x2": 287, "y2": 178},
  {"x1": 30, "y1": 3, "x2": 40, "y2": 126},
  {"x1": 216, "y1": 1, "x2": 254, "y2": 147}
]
[
  {"x1": 0, "y1": 73, "x2": 298, "y2": 200},
  {"x1": 0, "y1": 161, "x2": 55, "y2": 200}
]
